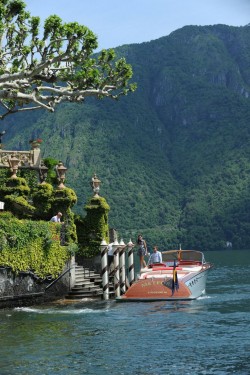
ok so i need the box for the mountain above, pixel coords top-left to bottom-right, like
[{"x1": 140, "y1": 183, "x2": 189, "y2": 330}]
[{"x1": 2, "y1": 24, "x2": 250, "y2": 251}]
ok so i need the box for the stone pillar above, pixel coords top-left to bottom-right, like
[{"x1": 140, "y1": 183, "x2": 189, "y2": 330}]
[
  {"x1": 100, "y1": 239, "x2": 109, "y2": 300},
  {"x1": 127, "y1": 239, "x2": 135, "y2": 285},
  {"x1": 112, "y1": 240, "x2": 120, "y2": 298},
  {"x1": 119, "y1": 239, "x2": 126, "y2": 294}
]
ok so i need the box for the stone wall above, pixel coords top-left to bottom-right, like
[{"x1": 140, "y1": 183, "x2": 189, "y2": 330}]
[{"x1": 0, "y1": 258, "x2": 74, "y2": 309}]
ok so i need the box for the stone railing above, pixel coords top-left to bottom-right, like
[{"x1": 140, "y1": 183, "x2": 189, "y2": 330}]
[{"x1": 0, "y1": 148, "x2": 41, "y2": 168}]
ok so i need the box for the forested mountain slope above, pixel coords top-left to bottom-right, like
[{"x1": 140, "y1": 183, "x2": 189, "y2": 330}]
[{"x1": 3, "y1": 24, "x2": 250, "y2": 250}]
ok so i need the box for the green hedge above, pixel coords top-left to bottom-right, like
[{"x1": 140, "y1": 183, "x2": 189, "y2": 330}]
[{"x1": 0, "y1": 212, "x2": 69, "y2": 278}]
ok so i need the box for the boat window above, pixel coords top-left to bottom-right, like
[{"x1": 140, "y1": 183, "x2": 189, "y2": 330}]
[{"x1": 162, "y1": 251, "x2": 203, "y2": 263}]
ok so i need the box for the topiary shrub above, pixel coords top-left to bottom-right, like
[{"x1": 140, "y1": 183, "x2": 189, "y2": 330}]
[
  {"x1": 76, "y1": 196, "x2": 110, "y2": 258},
  {"x1": 32, "y1": 182, "x2": 54, "y2": 219},
  {"x1": 4, "y1": 195, "x2": 35, "y2": 217},
  {"x1": 43, "y1": 157, "x2": 59, "y2": 185},
  {"x1": 0, "y1": 176, "x2": 35, "y2": 218},
  {"x1": 50, "y1": 187, "x2": 78, "y2": 244}
]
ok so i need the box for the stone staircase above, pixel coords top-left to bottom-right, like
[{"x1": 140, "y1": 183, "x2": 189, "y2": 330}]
[{"x1": 65, "y1": 264, "x2": 114, "y2": 300}]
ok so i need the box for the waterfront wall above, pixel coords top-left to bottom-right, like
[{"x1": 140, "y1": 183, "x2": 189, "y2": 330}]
[{"x1": 0, "y1": 258, "x2": 74, "y2": 309}]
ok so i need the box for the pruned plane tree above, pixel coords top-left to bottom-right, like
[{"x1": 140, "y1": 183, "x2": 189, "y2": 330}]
[{"x1": 0, "y1": 0, "x2": 136, "y2": 119}]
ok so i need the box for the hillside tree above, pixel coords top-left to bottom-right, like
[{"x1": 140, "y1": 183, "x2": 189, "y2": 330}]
[{"x1": 0, "y1": 0, "x2": 136, "y2": 119}]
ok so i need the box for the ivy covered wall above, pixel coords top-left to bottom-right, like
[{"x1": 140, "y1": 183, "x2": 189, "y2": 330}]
[
  {"x1": 0, "y1": 212, "x2": 69, "y2": 278},
  {"x1": 0, "y1": 166, "x2": 78, "y2": 277}
]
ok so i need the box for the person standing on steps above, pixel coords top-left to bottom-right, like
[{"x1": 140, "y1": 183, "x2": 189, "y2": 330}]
[{"x1": 137, "y1": 234, "x2": 148, "y2": 269}]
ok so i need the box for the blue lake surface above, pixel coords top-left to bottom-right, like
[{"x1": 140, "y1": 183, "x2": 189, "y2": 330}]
[{"x1": 0, "y1": 250, "x2": 249, "y2": 375}]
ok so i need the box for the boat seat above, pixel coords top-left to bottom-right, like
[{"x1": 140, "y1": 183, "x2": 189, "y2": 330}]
[
  {"x1": 179, "y1": 261, "x2": 202, "y2": 265},
  {"x1": 152, "y1": 266, "x2": 183, "y2": 271}
]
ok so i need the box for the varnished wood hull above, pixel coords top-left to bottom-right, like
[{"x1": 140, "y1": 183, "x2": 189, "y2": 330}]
[{"x1": 117, "y1": 265, "x2": 211, "y2": 302}]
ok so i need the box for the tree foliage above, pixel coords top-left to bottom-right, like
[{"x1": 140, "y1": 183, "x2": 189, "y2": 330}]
[{"x1": 0, "y1": 0, "x2": 136, "y2": 119}]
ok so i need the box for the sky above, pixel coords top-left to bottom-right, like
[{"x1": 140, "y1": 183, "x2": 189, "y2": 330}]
[{"x1": 24, "y1": 0, "x2": 250, "y2": 50}]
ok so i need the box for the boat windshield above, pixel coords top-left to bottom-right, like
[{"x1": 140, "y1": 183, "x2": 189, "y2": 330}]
[{"x1": 161, "y1": 250, "x2": 204, "y2": 264}]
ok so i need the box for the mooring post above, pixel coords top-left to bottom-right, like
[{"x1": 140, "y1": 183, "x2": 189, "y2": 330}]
[
  {"x1": 112, "y1": 239, "x2": 120, "y2": 298},
  {"x1": 127, "y1": 239, "x2": 135, "y2": 285},
  {"x1": 100, "y1": 239, "x2": 109, "y2": 300},
  {"x1": 119, "y1": 239, "x2": 126, "y2": 294},
  {"x1": 69, "y1": 254, "x2": 76, "y2": 290}
]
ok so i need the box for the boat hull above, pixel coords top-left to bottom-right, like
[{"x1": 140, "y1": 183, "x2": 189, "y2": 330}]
[{"x1": 117, "y1": 267, "x2": 210, "y2": 302}]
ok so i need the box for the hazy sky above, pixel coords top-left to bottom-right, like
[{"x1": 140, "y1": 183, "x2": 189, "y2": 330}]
[{"x1": 24, "y1": 0, "x2": 250, "y2": 50}]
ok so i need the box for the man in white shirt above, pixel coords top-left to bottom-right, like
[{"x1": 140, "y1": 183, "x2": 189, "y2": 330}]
[
  {"x1": 149, "y1": 246, "x2": 162, "y2": 265},
  {"x1": 50, "y1": 212, "x2": 63, "y2": 222}
]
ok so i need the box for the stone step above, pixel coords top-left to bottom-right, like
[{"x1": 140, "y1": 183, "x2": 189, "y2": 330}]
[
  {"x1": 65, "y1": 293, "x2": 101, "y2": 300},
  {"x1": 74, "y1": 279, "x2": 100, "y2": 286},
  {"x1": 75, "y1": 281, "x2": 103, "y2": 288},
  {"x1": 71, "y1": 285, "x2": 85, "y2": 290},
  {"x1": 74, "y1": 280, "x2": 101, "y2": 286},
  {"x1": 75, "y1": 272, "x2": 98, "y2": 278},
  {"x1": 85, "y1": 274, "x2": 101, "y2": 279},
  {"x1": 75, "y1": 276, "x2": 91, "y2": 282},
  {"x1": 68, "y1": 289, "x2": 103, "y2": 295},
  {"x1": 73, "y1": 284, "x2": 100, "y2": 289},
  {"x1": 75, "y1": 269, "x2": 98, "y2": 276},
  {"x1": 73, "y1": 283, "x2": 113, "y2": 291},
  {"x1": 74, "y1": 280, "x2": 98, "y2": 287},
  {"x1": 75, "y1": 272, "x2": 96, "y2": 279},
  {"x1": 75, "y1": 284, "x2": 102, "y2": 290},
  {"x1": 68, "y1": 288, "x2": 102, "y2": 295},
  {"x1": 65, "y1": 288, "x2": 115, "y2": 300},
  {"x1": 66, "y1": 290, "x2": 94, "y2": 296},
  {"x1": 65, "y1": 264, "x2": 116, "y2": 300},
  {"x1": 75, "y1": 274, "x2": 101, "y2": 280},
  {"x1": 75, "y1": 277, "x2": 102, "y2": 285}
]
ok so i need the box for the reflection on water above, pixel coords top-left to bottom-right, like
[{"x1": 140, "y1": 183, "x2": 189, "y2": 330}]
[{"x1": 0, "y1": 250, "x2": 249, "y2": 375}]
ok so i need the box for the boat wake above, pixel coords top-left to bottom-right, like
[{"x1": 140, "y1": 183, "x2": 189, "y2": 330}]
[
  {"x1": 197, "y1": 295, "x2": 212, "y2": 300},
  {"x1": 14, "y1": 306, "x2": 108, "y2": 314}
]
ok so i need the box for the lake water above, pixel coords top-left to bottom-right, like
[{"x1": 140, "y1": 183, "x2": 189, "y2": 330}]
[{"x1": 0, "y1": 250, "x2": 249, "y2": 375}]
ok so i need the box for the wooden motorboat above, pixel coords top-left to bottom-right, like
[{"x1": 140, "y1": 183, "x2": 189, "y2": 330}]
[{"x1": 117, "y1": 249, "x2": 213, "y2": 301}]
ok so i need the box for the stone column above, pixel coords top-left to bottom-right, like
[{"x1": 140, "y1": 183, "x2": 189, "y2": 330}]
[
  {"x1": 112, "y1": 240, "x2": 120, "y2": 298},
  {"x1": 119, "y1": 239, "x2": 126, "y2": 294},
  {"x1": 100, "y1": 239, "x2": 109, "y2": 300},
  {"x1": 127, "y1": 239, "x2": 135, "y2": 285}
]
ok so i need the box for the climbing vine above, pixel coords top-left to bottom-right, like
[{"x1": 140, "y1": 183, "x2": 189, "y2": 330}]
[{"x1": 0, "y1": 212, "x2": 69, "y2": 278}]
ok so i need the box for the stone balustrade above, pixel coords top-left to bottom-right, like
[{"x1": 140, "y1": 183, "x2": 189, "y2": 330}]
[{"x1": 0, "y1": 148, "x2": 41, "y2": 168}]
